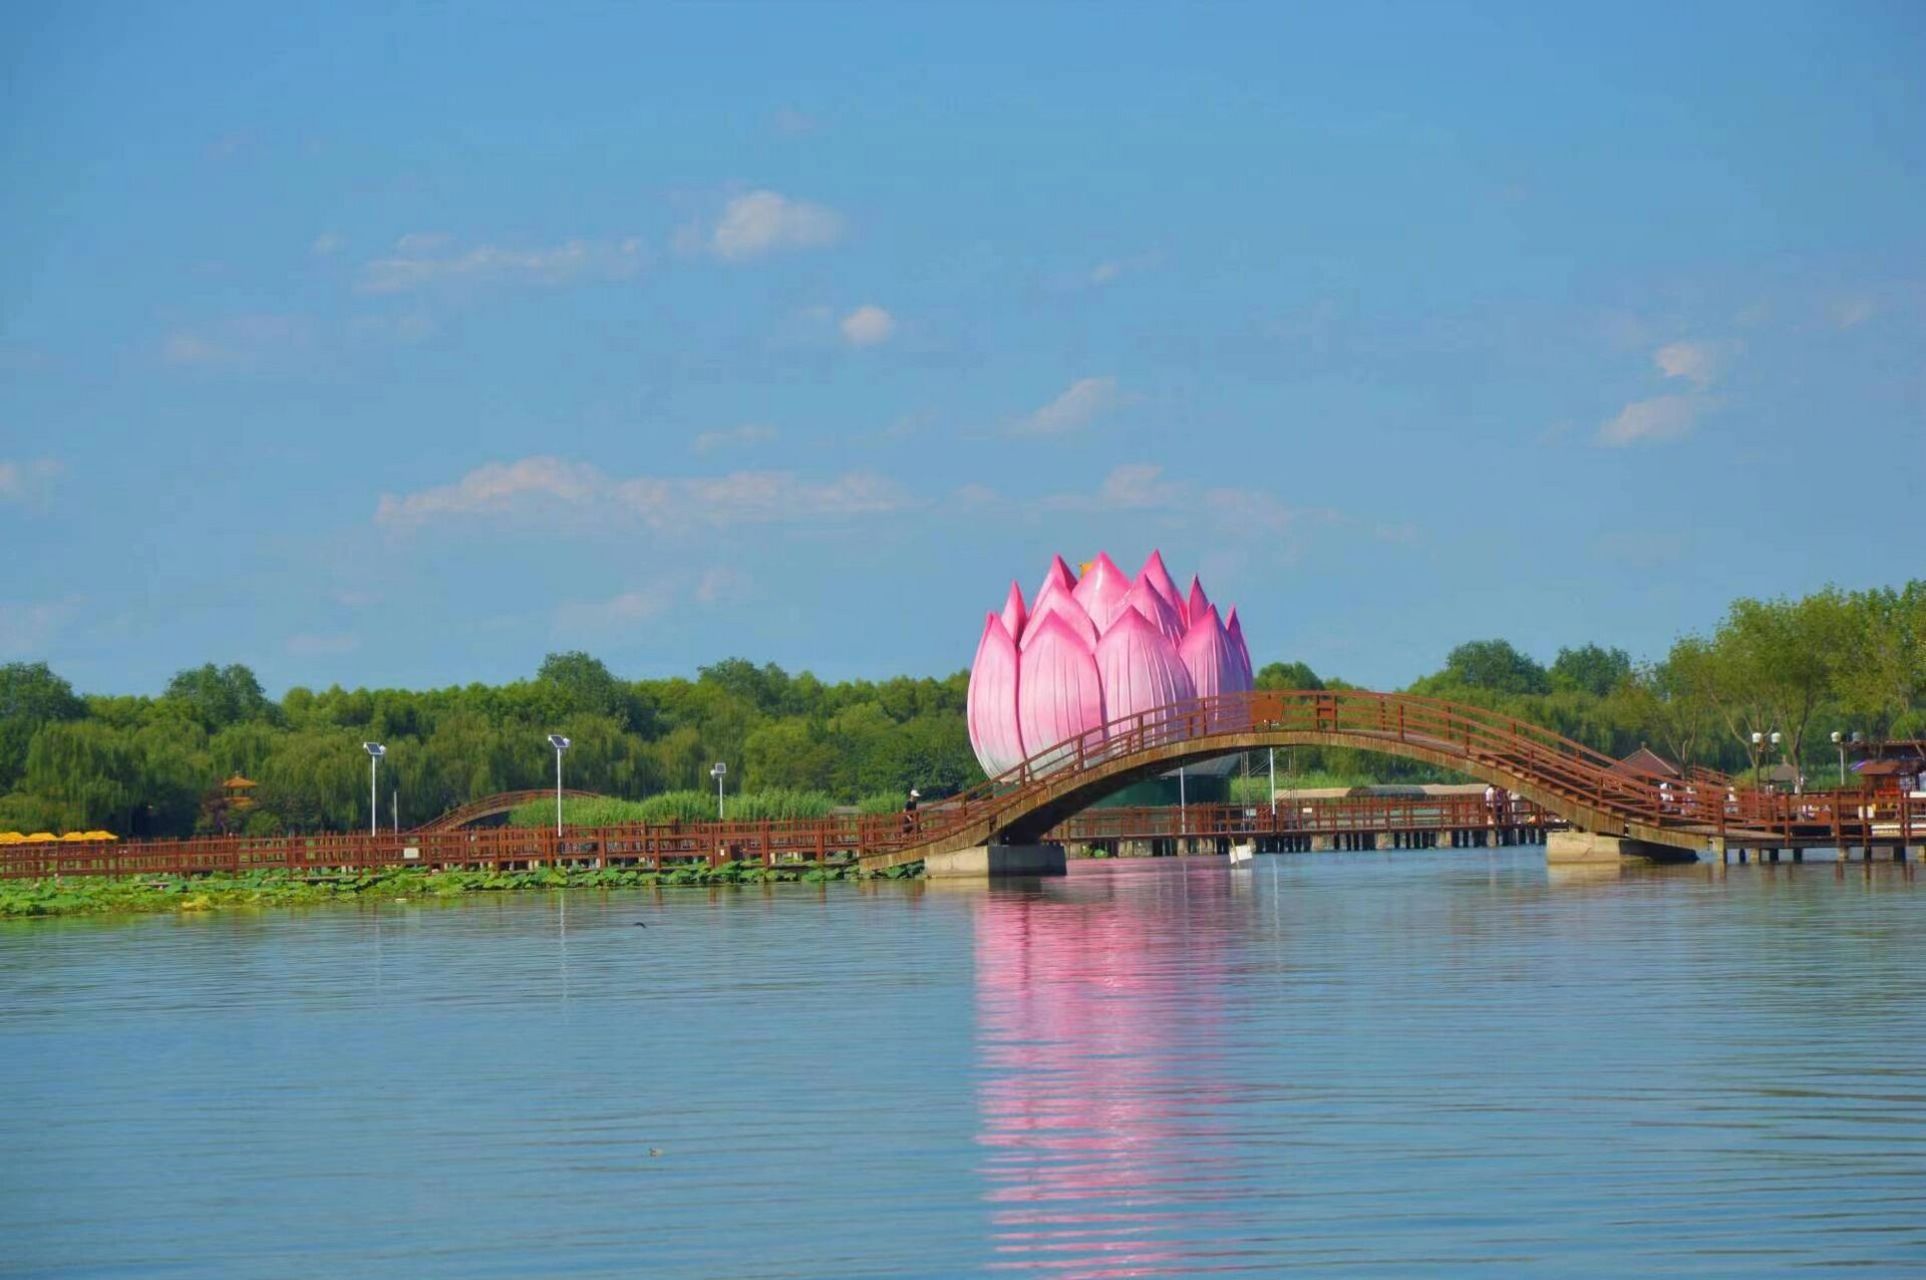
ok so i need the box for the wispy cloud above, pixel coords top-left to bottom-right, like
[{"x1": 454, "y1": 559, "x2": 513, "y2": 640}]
[
  {"x1": 376, "y1": 456, "x2": 912, "y2": 532},
  {"x1": 702, "y1": 190, "x2": 844, "y2": 261},
  {"x1": 159, "y1": 314, "x2": 310, "y2": 369},
  {"x1": 1086, "y1": 252, "x2": 1158, "y2": 288},
  {"x1": 0, "y1": 598, "x2": 77, "y2": 658},
  {"x1": 358, "y1": 236, "x2": 644, "y2": 294},
  {"x1": 1596, "y1": 338, "x2": 1736, "y2": 447},
  {"x1": 0, "y1": 458, "x2": 63, "y2": 505},
  {"x1": 310, "y1": 231, "x2": 345, "y2": 256},
  {"x1": 695, "y1": 566, "x2": 749, "y2": 604},
  {"x1": 771, "y1": 106, "x2": 817, "y2": 137},
  {"x1": 554, "y1": 586, "x2": 676, "y2": 635},
  {"x1": 1598, "y1": 393, "x2": 1703, "y2": 446},
  {"x1": 1012, "y1": 376, "x2": 1128, "y2": 435},
  {"x1": 1652, "y1": 339, "x2": 1730, "y2": 387},
  {"x1": 161, "y1": 333, "x2": 234, "y2": 366},
  {"x1": 691, "y1": 424, "x2": 777, "y2": 455},
  {"x1": 839, "y1": 304, "x2": 895, "y2": 347},
  {"x1": 1831, "y1": 297, "x2": 1876, "y2": 329},
  {"x1": 1038, "y1": 463, "x2": 1324, "y2": 539}
]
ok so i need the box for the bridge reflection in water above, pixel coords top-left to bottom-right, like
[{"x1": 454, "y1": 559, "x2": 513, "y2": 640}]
[{"x1": 973, "y1": 868, "x2": 1253, "y2": 1277}]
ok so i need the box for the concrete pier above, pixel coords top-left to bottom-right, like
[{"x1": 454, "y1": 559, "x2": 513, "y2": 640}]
[
  {"x1": 925, "y1": 842, "x2": 1067, "y2": 879},
  {"x1": 1547, "y1": 831, "x2": 1699, "y2": 865}
]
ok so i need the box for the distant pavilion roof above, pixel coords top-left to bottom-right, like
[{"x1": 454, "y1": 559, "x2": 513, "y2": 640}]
[
  {"x1": 1609, "y1": 746, "x2": 1681, "y2": 778},
  {"x1": 223, "y1": 775, "x2": 258, "y2": 790}
]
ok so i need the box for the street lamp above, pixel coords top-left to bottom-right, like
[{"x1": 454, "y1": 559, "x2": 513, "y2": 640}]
[
  {"x1": 1750, "y1": 730, "x2": 1783, "y2": 789},
  {"x1": 362, "y1": 743, "x2": 386, "y2": 837},
  {"x1": 1832, "y1": 730, "x2": 1849, "y2": 789},
  {"x1": 548, "y1": 735, "x2": 571, "y2": 836},
  {"x1": 711, "y1": 761, "x2": 727, "y2": 821}
]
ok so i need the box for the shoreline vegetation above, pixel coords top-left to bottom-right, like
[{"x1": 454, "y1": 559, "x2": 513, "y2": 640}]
[
  {"x1": 0, "y1": 862, "x2": 912, "y2": 920},
  {"x1": 2, "y1": 580, "x2": 1919, "y2": 848}
]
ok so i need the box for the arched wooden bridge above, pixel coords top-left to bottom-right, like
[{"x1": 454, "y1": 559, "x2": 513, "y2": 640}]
[
  {"x1": 415, "y1": 788, "x2": 601, "y2": 831},
  {"x1": 860, "y1": 688, "x2": 1787, "y2": 870}
]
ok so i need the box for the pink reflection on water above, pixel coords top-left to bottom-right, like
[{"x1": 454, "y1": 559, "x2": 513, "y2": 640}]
[{"x1": 974, "y1": 866, "x2": 1257, "y2": 1277}]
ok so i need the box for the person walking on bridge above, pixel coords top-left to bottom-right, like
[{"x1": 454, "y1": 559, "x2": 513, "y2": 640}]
[{"x1": 902, "y1": 788, "x2": 921, "y2": 836}]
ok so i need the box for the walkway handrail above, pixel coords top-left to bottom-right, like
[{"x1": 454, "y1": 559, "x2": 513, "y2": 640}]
[{"x1": 874, "y1": 688, "x2": 1782, "y2": 858}]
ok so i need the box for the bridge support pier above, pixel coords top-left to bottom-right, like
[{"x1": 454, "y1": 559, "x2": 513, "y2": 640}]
[
  {"x1": 925, "y1": 842, "x2": 1068, "y2": 879},
  {"x1": 1547, "y1": 831, "x2": 1699, "y2": 865}
]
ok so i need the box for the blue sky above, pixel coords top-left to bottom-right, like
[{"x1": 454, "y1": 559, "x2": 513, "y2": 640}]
[{"x1": 3, "y1": 2, "x2": 1922, "y2": 696}]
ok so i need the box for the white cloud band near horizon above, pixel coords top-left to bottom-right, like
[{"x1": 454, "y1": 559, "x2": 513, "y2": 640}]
[
  {"x1": 358, "y1": 236, "x2": 644, "y2": 294},
  {"x1": 375, "y1": 456, "x2": 913, "y2": 531}
]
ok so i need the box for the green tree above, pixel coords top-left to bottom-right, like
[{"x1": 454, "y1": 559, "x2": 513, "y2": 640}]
[
  {"x1": 1413, "y1": 640, "x2": 1550, "y2": 698},
  {"x1": 1255, "y1": 661, "x2": 1324, "y2": 691},
  {"x1": 164, "y1": 663, "x2": 276, "y2": 731},
  {"x1": 0, "y1": 662, "x2": 85, "y2": 791},
  {"x1": 1550, "y1": 645, "x2": 1633, "y2": 698},
  {"x1": 23, "y1": 721, "x2": 143, "y2": 832}
]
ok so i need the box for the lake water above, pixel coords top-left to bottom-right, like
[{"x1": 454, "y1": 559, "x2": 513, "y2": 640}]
[{"x1": 3, "y1": 852, "x2": 1924, "y2": 1278}]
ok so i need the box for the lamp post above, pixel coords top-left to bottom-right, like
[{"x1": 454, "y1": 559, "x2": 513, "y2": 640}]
[
  {"x1": 711, "y1": 761, "x2": 727, "y2": 821},
  {"x1": 363, "y1": 742, "x2": 386, "y2": 837},
  {"x1": 1750, "y1": 730, "x2": 1783, "y2": 789},
  {"x1": 1832, "y1": 731, "x2": 1848, "y2": 789},
  {"x1": 547, "y1": 735, "x2": 571, "y2": 836}
]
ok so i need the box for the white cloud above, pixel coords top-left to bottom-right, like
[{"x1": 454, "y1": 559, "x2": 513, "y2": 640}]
[
  {"x1": 1597, "y1": 394, "x2": 1703, "y2": 447},
  {"x1": 1654, "y1": 339, "x2": 1733, "y2": 387},
  {"x1": 311, "y1": 231, "x2": 345, "y2": 256},
  {"x1": 0, "y1": 458, "x2": 62, "y2": 504},
  {"x1": 707, "y1": 190, "x2": 844, "y2": 261},
  {"x1": 1090, "y1": 261, "x2": 1122, "y2": 285},
  {"x1": 695, "y1": 566, "x2": 749, "y2": 604},
  {"x1": 376, "y1": 456, "x2": 912, "y2": 532},
  {"x1": 0, "y1": 598, "x2": 76, "y2": 658},
  {"x1": 1013, "y1": 376, "x2": 1127, "y2": 435},
  {"x1": 1832, "y1": 297, "x2": 1875, "y2": 329},
  {"x1": 554, "y1": 585, "x2": 678, "y2": 636},
  {"x1": 161, "y1": 333, "x2": 232, "y2": 365},
  {"x1": 357, "y1": 237, "x2": 643, "y2": 294},
  {"x1": 772, "y1": 106, "x2": 817, "y2": 136},
  {"x1": 393, "y1": 232, "x2": 451, "y2": 254},
  {"x1": 376, "y1": 457, "x2": 603, "y2": 526},
  {"x1": 839, "y1": 304, "x2": 895, "y2": 347},
  {"x1": 1654, "y1": 341, "x2": 1712, "y2": 385},
  {"x1": 1594, "y1": 338, "x2": 1736, "y2": 447},
  {"x1": 690, "y1": 424, "x2": 777, "y2": 455},
  {"x1": 1035, "y1": 463, "x2": 1329, "y2": 542}
]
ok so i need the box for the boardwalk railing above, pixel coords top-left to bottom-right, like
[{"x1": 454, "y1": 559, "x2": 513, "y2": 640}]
[
  {"x1": 6, "y1": 689, "x2": 1920, "y2": 879},
  {"x1": 4, "y1": 793, "x2": 1563, "y2": 880}
]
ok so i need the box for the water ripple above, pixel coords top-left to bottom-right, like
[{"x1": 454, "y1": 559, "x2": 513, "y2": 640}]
[{"x1": 2, "y1": 853, "x2": 1923, "y2": 1277}]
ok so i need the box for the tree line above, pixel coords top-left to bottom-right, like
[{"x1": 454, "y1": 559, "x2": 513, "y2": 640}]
[{"x1": 1, "y1": 581, "x2": 1919, "y2": 837}]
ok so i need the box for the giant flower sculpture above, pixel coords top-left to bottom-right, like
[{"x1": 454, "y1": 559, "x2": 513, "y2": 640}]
[{"x1": 967, "y1": 551, "x2": 1254, "y2": 777}]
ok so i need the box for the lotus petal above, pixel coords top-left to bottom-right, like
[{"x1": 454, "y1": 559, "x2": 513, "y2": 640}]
[
  {"x1": 1036, "y1": 554, "x2": 1076, "y2": 601},
  {"x1": 1022, "y1": 578, "x2": 1099, "y2": 653},
  {"x1": 1136, "y1": 550, "x2": 1184, "y2": 613},
  {"x1": 999, "y1": 580, "x2": 1027, "y2": 642},
  {"x1": 1185, "y1": 576, "x2": 1211, "y2": 633},
  {"x1": 1096, "y1": 607, "x2": 1196, "y2": 726},
  {"x1": 1071, "y1": 551, "x2": 1132, "y2": 634},
  {"x1": 1224, "y1": 606, "x2": 1254, "y2": 691},
  {"x1": 966, "y1": 613, "x2": 1027, "y2": 776},
  {"x1": 1122, "y1": 576, "x2": 1185, "y2": 645},
  {"x1": 1178, "y1": 604, "x2": 1238, "y2": 699},
  {"x1": 1018, "y1": 612, "x2": 1107, "y2": 766}
]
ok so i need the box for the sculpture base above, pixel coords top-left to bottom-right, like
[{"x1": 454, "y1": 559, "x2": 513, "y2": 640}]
[
  {"x1": 1547, "y1": 831, "x2": 1699, "y2": 864},
  {"x1": 925, "y1": 843, "x2": 1068, "y2": 879}
]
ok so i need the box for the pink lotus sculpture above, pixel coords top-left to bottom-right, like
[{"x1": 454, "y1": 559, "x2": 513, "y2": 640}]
[{"x1": 967, "y1": 551, "x2": 1254, "y2": 777}]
